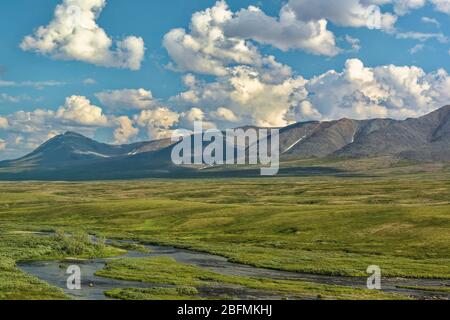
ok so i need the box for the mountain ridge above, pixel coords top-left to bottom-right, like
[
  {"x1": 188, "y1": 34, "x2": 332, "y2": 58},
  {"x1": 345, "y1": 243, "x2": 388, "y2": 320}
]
[{"x1": 1, "y1": 105, "x2": 449, "y2": 180}]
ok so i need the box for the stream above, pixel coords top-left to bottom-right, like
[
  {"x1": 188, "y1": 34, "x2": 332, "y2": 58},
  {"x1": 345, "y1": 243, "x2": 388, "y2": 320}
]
[{"x1": 18, "y1": 240, "x2": 450, "y2": 300}]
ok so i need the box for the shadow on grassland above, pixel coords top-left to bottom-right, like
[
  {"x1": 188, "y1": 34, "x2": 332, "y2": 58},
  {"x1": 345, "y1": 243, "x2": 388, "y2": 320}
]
[{"x1": 0, "y1": 164, "x2": 356, "y2": 181}]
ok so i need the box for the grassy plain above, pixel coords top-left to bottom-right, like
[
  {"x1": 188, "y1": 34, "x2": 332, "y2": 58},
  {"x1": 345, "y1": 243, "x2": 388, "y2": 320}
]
[{"x1": 0, "y1": 163, "x2": 449, "y2": 299}]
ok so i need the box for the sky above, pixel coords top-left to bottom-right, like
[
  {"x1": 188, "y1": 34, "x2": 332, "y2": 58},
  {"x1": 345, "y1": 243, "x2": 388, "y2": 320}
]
[{"x1": 0, "y1": 0, "x2": 449, "y2": 160}]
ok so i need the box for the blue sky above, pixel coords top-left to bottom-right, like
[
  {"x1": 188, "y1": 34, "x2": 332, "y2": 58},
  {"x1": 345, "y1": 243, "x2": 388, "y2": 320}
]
[{"x1": 0, "y1": 0, "x2": 449, "y2": 159}]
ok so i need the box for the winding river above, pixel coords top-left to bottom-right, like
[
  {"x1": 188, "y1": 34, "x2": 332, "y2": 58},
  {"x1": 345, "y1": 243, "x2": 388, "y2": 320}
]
[{"x1": 18, "y1": 240, "x2": 450, "y2": 300}]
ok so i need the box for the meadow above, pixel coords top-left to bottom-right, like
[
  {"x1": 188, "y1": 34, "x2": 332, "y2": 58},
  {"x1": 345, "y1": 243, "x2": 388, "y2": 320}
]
[{"x1": 0, "y1": 162, "x2": 449, "y2": 299}]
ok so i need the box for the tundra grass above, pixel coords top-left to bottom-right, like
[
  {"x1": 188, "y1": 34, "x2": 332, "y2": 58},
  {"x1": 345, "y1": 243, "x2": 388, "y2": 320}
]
[
  {"x1": 0, "y1": 167, "x2": 449, "y2": 299},
  {"x1": 105, "y1": 287, "x2": 201, "y2": 301},
  {"x1": 396, "y1": 286, "x2": 450, "y2": 294}
]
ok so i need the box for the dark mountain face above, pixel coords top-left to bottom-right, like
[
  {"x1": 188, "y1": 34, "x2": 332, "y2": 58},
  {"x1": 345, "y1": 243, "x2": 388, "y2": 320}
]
[
  {"x1": 279, "y1": 105, "x2": 450, "y2": 161},
  {"x1": 19, "y1": 132, "x2": 130, "y2": 165},
  {"x1": 0, "y1": 105, "x2": 449, "y2": 180},
  {"x1": 0, "y1": 131, "x2": 175, "y2": 169},
  {"x1": 281, "y1": 119, "x2": 359, "y2": 158},
  {"x1": 335, "y1": 106, "x2": 450, "y2": 160}
]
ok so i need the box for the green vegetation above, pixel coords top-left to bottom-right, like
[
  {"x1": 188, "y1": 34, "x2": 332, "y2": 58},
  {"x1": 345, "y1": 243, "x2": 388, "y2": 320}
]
[
  {"x1": 0, "y1": 231, "x2": 124, "y2": 299},
  {"x1": 0, "y1": 165, "x2": 449, "y2": 299},
  {"x1": 0, "y1": 254, "x2": 65, "y2": 300},
  {"x1": 105, "y1": 287, "x2": 200, "y2": 300},
  {"x1": 108, "y1": 240, "x2": 151, "y2": 253},
  {"x1": 98, "y1": 257, "x2": 403, "y2": 300},
  {"x1": 396, "y1": 285, "x2": 450, "y2": 294}
]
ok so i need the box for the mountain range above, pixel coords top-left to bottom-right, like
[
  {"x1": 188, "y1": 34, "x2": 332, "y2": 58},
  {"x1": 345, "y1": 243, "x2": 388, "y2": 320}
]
[{"x1": 0, "y1": 105, "x2": 449, "y2": 180}]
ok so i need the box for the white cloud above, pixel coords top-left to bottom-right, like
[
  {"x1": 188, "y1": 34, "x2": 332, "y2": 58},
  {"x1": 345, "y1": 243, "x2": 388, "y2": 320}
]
[
  {"x1": 182, "y1": 107, "x2": 205, "y2": 124},
  {"x1": 163, "y1": 0, "x2": 343, "y2": 78},
  {"x1": 291, "y1": 59, "x2": 450, "y2": 121},
  {"x1": 96, "y1": 88, "x2": 156, "y2": 111},
  {"x1": 0, "y1": 93, "x2": 28, "y2": 103},
  {"x1": 393, "y1": 0, "x2": 427, "y2": 15},
  {"x1": 0, "y1": 139, "x2": 6, "y2": 151},
  {"x1": 286, "y1": 0, "x2": 397, "y2": 31},
  {"x1": 163, "y1": 1, "x2": 262, "y2": 76},
  {"x1": 21, "y1": 0, "x2": 145, "y2": 70},
  {"x1": 134, "y1": 107, "x2": 180, "y2": 140},
  {"x1": 83, "y1": 78, "x2": 97, "y2": 85},
  {"x1": 178, "y1": 107, "x2": 216, "y2": 130},
  {"x1": 1, "y1": 96, "x2": 110, "y2": 139},
  {"x1": 210, "y1": 107, "x2": 240, "y2": 122},
  {"x1": 223, "y1": 5, "x2": 340, "y2": 56},
  {"x1": 430, "y1": 0, "x2": 450, "y2": 14},
  {"x1": 0, "y1": 79, "x2": 65, "y2": 89},
  {"x1": 421, "y1": 16, "x2": 440, "y2": 27},
  {"x1": 56, "y1": 95, "x2": 108, "y2": 126},
  {"x1": 409, "y1": 43, "x2": 425, "y2": 54},
  {"x1": 396, "y1": 31, "x2": 448, "y2": 42},
  {"x1": 171, "y1": 65, "x2": 307, "y2": 127},
  {"x1": 113, "y1": 116, "x2": 139, "y2": 144},
  {"x1": 345, "y1": 35, "x2": 362, "y2": 52},
  {"x1": 392, "y1": 0, "x2": 450, "y2": 15},
  {"x1": 172, "y1": 59, "x2": 450, "y2": 127}
]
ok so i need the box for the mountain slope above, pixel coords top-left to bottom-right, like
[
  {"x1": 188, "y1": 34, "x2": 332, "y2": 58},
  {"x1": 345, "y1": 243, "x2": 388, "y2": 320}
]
[
  {"x1": 0, "y1": 132, "x2": 175, "y2": 170},
  {"x1": 335, "y1": 105, "x2": 450, "y2": 160}
]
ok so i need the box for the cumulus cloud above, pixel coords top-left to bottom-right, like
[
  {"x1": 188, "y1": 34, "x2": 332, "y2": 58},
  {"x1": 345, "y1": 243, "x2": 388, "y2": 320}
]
[
  {"x1": 95, "y1": 88, "x2": 156, "y2": 111},
  {"x1": 172, "y1": 58, "x2": 450, "y2": 127},
  {"x1": 181, "y1": 107, "x2": 205, "y2": 124},
  {"x1": 134, "y1": 107, "x2": 180, "y2": 140},
  {"x1": 3, "y1": 96, "x2": 110, "y2": 137},
  {"x1": 291, "y1": 59, "x2": 450, "y2": 121},
  {"x1": 391, "y1": 0, "x2": 450, "y2": 15},
  {"x1": 286, "y1": 0, "x2": 397, "y2": 31},
  {"x1": 21, "y1": 0, "x2": 145, "y2": 70},
  {"x1": 393, "y1": 0, "x2": 427, "y2": 15},
  {"x1": 163, "y1": 1, "x2": 262, "y2": 76},
  {"x1": 113, "y1": 116, "x2": 139, "y2": 144},
  {"x1": 0, "y1": 139, "x2": 6, "y2": 151},
  {"x1": 178, "y1": 107, "x2": 216, "y2": 130},
  {"x1": 210, "y1": 107, "x2": 240, "y2": 122},
  {"x1": 223, "y1": 5, "x2": 340, "y2": 56},
  {"x1": 430, "y1": 0, "x2": 450, "y2": 14},
  {"x1": 163, "y1": 0, "x2": 344, "y2": 78},
  {"x1": 163, "y1": 0, "x2": 450, "y2": 78},
  {"x1": 171, "y1": 66, "x2": 307, "y2": 127},
  {"x1": 56, "y1": 95, "x2": 108, "y2": 126}
]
